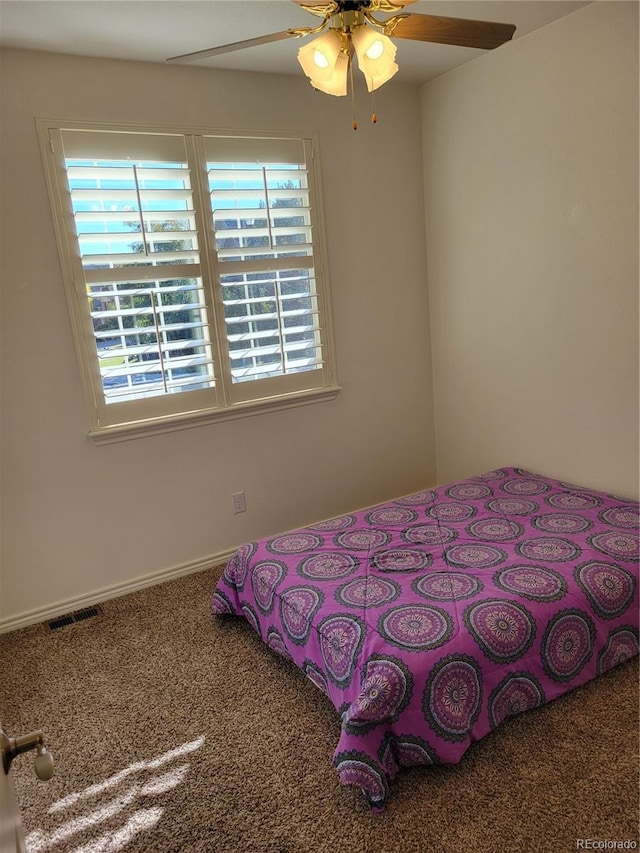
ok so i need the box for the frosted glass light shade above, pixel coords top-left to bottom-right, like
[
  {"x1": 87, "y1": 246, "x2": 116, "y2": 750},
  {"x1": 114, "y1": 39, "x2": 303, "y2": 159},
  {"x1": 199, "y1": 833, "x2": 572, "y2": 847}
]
[
  {"x1": 298, "y1": 30, "x2": 342, "y2": 80},
  {"x1": 352, "y1": 26, "x2": 398, "y2": 92},
  {"x1": 308, "y1": 52, "x2": 349, "y2": 95}
]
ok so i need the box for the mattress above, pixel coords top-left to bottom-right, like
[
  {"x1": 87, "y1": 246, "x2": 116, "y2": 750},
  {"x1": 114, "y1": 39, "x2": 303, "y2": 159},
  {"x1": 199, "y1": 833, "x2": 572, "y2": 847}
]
[{"x1": 212, "y1": 467, "x2": 639, "y2": 810}]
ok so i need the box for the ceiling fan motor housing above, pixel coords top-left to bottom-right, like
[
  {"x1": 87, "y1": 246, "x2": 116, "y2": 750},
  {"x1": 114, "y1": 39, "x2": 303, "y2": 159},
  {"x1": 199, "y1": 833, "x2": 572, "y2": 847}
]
[
  {"x1": 336, "y1": 0, "x2": 371, "y2": 10},
  {"x1": 329, "y1": 10, "x2": 364, "y2": 33}
]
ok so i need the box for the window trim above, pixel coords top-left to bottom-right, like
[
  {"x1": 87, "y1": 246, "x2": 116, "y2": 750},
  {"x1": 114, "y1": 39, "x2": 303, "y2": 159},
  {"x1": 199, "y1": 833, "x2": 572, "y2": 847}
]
[
  {"x1": 87, "y1": 385, "x2": 340, "y2": 445},
  {"x1": 36, "y1": 118, "x2": 340, "y2": 442}
]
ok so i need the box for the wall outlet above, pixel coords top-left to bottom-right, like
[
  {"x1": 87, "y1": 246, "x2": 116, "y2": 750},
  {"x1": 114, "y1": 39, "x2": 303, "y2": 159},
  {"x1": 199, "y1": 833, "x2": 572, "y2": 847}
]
[{"x1": 232, "y1": 491, "x2": 246, "y2": 514}]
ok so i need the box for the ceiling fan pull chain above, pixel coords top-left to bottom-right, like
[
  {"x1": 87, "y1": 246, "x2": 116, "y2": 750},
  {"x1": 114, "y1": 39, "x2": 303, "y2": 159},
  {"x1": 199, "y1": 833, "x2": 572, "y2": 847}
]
[
  {"x1": 371, "y1": 90, "x2": 377, "y2": 124},
  {"x1": 349, "y1": 55, "x2": 358, "y2": 130}
]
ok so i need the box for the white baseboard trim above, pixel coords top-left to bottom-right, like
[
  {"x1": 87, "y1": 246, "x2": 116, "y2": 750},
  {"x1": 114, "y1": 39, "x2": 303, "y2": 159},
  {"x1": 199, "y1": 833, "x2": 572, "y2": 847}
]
[{"x1": 0, "y1": 549, "x2": 236, "y2": 635}]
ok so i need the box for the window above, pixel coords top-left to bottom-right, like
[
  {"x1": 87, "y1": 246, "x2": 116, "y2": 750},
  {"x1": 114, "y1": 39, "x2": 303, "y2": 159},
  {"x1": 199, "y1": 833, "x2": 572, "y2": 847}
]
[{"x1": 39, "y1": 122, "x2": 338, "y2": 441}]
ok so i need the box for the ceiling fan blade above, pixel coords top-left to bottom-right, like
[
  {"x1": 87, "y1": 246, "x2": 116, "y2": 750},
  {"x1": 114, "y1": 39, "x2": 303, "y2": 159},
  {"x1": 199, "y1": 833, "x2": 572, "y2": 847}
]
[
  {"x1": 391, "y1": 13, "x2": 516, "y2": 50},
  {"x1": 167, "y1": 31, "x2": 299, "y2": 64},
  {"x1": 291, "y1": 0, "x2": 335, "y2": 6}
]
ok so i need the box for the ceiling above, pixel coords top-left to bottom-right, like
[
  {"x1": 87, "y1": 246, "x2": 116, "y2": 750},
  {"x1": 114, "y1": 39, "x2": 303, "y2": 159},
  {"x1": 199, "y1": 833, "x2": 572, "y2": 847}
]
[{"x1": 0, "y1": 1, "x2": 590, "y2": 84}]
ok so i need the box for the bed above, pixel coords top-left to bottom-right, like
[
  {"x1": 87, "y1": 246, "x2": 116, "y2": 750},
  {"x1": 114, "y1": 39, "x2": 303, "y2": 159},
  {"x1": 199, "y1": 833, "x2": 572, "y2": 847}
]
[{"x1": 211, "y1": 467, "x2": 639, "y2": 811}]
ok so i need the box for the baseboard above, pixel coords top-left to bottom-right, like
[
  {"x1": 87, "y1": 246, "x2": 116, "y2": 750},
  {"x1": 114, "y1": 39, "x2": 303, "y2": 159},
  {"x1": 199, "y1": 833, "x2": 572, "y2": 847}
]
[{"x1": 0, "y1": 550, "x2": 236, "y2": 635}]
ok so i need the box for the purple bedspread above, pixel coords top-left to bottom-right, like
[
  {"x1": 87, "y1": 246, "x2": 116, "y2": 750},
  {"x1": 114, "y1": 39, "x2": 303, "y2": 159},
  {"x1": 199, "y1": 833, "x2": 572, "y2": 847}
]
[{"x1": 212, "y1": 467, "x2": 639, "y2": 810}]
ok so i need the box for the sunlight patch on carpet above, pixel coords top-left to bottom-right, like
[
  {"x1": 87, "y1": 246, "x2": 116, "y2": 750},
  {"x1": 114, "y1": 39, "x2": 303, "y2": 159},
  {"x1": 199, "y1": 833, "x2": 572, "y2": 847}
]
[
  {"x1": 25, "y1": 738, "x2": 205, "y2": 852},
  {"x1": 71, "y1": 808, "x2": 163, "y2": 853},
  {"x1": 48, "y1": 737, "x2": 204, "y2": 814}
]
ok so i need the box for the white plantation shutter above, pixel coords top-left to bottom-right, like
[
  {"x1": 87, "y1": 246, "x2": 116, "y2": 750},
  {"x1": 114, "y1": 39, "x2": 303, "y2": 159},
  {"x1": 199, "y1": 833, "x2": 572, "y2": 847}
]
[
  {"x1": 41, "y1": 124, "x2": 337, "y2": 438},
  {"x1": 58, "y1": 129, "x2": 217, "y2": 419},
  {"x1": 205, "y1": 136, "x2": 323, "y2": 387}
]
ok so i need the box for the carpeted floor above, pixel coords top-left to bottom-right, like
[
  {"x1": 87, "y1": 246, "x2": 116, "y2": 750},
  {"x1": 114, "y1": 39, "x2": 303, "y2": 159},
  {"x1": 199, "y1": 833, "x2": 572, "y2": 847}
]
[{"x1": 1, "y1": 567, "x2": 638, "y2": 853}]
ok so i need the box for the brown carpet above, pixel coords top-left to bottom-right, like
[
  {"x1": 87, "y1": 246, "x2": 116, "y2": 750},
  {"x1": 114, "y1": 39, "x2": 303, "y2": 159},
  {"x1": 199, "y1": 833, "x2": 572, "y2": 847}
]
[{"x1": 1, "y1": 567, "x2": 638, "y2": 853}]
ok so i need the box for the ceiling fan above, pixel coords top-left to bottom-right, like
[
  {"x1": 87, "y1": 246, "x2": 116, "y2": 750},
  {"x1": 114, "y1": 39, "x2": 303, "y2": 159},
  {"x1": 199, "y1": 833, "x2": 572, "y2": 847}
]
[{"x1": 167, "y1": 1, "x2": 516, "y2": 126}]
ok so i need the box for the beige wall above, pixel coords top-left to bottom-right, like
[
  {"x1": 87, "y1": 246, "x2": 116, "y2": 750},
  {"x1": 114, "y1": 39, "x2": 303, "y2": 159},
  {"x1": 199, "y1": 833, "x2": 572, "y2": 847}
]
[
  {"x1": 0, "y1": 49, "x2": 435, "y2": 627},
  {"x1": 2, "y1": 1, "x2": 638, "y2": 629},
  {"x1": 421, "y1": 1, "x2": 639, "y2": 499}
]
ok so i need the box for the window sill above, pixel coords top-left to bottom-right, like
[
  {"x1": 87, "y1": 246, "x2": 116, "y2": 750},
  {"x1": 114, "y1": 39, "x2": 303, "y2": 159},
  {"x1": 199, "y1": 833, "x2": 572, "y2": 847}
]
[{"x1": 88, "y1": 385, "x2": 341, "y2": 445}]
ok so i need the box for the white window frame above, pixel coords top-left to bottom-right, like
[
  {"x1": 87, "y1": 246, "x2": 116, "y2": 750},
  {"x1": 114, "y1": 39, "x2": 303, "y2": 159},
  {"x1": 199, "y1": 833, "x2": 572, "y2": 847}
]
[{"x1": 37, "y1": 119, "x2": 339, "y2": 444}]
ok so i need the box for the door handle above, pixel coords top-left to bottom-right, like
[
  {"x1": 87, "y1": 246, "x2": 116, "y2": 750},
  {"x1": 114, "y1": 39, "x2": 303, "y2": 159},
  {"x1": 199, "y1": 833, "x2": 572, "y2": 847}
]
[{"x1": 1, "y1": 728, "x2": 54, "y2": 780}]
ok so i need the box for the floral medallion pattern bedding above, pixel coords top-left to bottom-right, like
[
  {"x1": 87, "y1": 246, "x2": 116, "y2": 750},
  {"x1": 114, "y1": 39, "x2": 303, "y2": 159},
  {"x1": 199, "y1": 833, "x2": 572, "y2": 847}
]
[{"x1": 211, "y1": 467, "x2": 639, "y2": 810}]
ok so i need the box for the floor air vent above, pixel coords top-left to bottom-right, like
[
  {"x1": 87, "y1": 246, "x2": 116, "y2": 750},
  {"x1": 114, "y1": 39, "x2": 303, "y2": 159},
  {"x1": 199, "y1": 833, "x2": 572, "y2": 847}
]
[{"x1": 48, "y1": 605, "x2": 103, "y2": 631}]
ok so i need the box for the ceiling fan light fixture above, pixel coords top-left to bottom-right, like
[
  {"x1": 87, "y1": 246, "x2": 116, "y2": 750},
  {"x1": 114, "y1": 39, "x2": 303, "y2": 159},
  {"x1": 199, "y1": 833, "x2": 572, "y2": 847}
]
[{"x1": 352, "y1": 26, "x2": 398, "y2": 92}]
